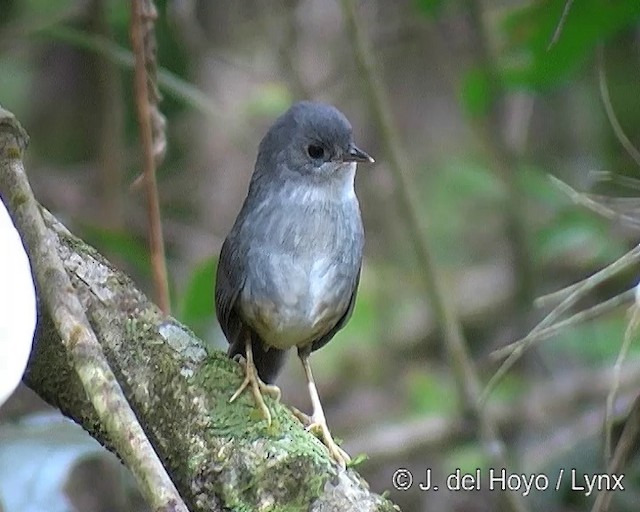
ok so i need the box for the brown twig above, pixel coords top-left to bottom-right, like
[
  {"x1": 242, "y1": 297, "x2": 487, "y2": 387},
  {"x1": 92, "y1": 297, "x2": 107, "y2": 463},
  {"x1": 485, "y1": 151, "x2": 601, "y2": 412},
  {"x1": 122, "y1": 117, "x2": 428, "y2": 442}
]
[
  {"x1": 130, "y1": 0, "x2": 170, "y2": 314},
  {"x1": 0, "y1": 107, "x2": 188, "y2": 512},
  {"x1": 340, "y1": 2, "x2": 527, "y2": 511}
]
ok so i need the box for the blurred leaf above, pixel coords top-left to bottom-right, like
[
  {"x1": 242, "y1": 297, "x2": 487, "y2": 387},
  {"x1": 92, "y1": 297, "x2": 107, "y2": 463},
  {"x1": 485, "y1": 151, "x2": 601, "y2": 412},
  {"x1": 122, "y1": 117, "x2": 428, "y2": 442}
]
[
  {"x1": 246, "y1": 83, "x2": 293, "y2": 119},
  {"x1": 0, "y1": 56, "x2": 31, "y2": 118},
  {"x1": 545, "y1": 315, "x2": 633, "y2": 364},
  {"x1": 178, "y1": 257, "x2": 216, "y2": 337},
  {"x1": 535, "y1": 208, "x2": 626, "y2": 266},
  {"x1": 439, "y1": 159, "x2": 504, "y2": 200},
  {"x1": 415, "y1": 0, "x2": 445, "y2": 17},
  {"x1": 104, "y1": 0, "x2": 130, "y2": 29},
  {"x1": 459, "y1": 67, "x2": 494, "y2": 118},
  {"x1": 347, "y1": 453, "x2": 369, "y2": 468},
  {"x1": 406, "y1": 369, "x2": 458, "y2": 415},
  {"x1": 21, "y1": 0, "x2": 76, "y2": 18},
  {"x1": 501, "y1": 0, "x2": 640, "y2": 89},
  {"x1": 427, "y1": 159, "x2": 504, "y2": 261},
  {"x1": 486, "y1": 373, "x2": 526, "y2": 406},
  {"x1": 443, "y1": 443, "x2": 486, "y2": 474},
  {"x1": 81, "y1": 226, "x2": 150, "y2": 278},
  {"x1": 518, "y1": 167, "x2": 569, "y2": 209}
]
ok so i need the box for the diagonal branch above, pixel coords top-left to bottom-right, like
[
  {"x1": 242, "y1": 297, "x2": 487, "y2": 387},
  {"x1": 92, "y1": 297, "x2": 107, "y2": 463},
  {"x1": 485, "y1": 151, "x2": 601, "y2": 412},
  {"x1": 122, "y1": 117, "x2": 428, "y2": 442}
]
[
  {"x1": 0, "y1": 107, "x2": 188, "y2": 512},
  {"x1": 0, "y1": 107, "x2": 397, "y2": 512}
]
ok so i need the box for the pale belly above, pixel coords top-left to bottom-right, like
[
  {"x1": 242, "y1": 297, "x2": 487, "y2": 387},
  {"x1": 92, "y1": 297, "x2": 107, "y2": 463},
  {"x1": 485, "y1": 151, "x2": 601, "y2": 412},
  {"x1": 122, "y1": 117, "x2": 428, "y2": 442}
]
[{"x1": 239, "y1": 254, "x2": 354, "y2": 350}]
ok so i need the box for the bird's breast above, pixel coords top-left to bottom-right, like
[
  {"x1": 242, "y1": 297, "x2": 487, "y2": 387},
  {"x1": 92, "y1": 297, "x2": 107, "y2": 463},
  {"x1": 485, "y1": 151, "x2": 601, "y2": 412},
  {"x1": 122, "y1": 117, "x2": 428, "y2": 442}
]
[
  {"x1": 242, "y1": 256, "x2": 353, "y2": 350},
  {"x1": 238, "y1": 192, "x2": 363, "y2": 350}
]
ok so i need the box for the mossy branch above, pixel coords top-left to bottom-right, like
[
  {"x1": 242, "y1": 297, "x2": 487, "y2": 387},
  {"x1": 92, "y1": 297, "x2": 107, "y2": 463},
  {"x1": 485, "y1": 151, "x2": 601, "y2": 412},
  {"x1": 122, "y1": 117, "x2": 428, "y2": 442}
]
[{"x1": 0, "y1": 107, "x2": 398, "y2": 512}]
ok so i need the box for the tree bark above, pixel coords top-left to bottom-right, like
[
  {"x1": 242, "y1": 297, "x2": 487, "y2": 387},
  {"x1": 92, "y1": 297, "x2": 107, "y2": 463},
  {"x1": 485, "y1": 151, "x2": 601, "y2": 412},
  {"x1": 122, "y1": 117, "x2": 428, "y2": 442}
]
[{"x1": 0, "y1": 106, "x2": 399, "y2": 512}]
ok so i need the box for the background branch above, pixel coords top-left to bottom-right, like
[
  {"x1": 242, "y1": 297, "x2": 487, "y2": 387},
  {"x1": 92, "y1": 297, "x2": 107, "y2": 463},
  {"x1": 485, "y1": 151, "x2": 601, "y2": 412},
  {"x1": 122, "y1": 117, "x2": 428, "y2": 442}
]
[
  {"x1": 463, "y1": 0, "x2": 535, "y2": 329},
  {"x1": 340, "y1": 3, "x2": 527, "y2": 511},
  {"x1": 349, "y1": 363, "x2": 640, "y2": 463},
  {"x1": 597, "y1": 45, "x2": 640, "y2": 168},
  {"x1": 592, "y1": 393, "x2": 640, "y2": 512},
  {"x1": 130, "y1": 0, "x2": 170, "y2": 314}
]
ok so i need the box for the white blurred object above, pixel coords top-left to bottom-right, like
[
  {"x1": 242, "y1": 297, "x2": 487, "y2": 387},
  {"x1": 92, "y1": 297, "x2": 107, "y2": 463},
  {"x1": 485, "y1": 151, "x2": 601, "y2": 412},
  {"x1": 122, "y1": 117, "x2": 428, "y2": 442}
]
[
  {"x1": 0, "y1": 412, "x2": 125, "y2": 512},
  {"x1": 0, "y1": 197, "x2": 36, "y2": 407}
]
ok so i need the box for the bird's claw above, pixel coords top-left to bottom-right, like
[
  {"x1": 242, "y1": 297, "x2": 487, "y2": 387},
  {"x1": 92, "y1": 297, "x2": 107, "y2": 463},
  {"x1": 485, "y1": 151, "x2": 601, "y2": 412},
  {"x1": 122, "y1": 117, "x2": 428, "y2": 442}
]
[
  {"x1": 230, "y1": 356, "x2": 281, "y2": 426},
  {"x1": 292, "y1": 407, "x2": 350, "y2": 468},
  {"x1": 307, "y1": 417, "x2": 351, "y2": 469},
  {"x1": 290, "y1": 406, "x2": 312, "y2": 426}
]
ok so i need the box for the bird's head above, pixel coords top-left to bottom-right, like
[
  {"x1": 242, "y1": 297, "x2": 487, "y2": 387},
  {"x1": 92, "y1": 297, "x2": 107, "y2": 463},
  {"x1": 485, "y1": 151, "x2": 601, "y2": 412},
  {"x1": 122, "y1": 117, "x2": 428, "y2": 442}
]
[{"x1": 256, "y1": 101, "x2": 373, "y2": 182}]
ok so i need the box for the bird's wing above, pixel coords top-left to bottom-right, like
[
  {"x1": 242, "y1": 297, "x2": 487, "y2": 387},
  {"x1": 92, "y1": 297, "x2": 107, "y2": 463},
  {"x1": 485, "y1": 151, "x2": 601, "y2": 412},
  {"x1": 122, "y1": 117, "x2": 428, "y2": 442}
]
[
  {"x1": 310, "y1": 266, "x2": 361, "y2": 353},
  {"x1": 215, "y1": 235, "x2": 246, "y2": 346}
]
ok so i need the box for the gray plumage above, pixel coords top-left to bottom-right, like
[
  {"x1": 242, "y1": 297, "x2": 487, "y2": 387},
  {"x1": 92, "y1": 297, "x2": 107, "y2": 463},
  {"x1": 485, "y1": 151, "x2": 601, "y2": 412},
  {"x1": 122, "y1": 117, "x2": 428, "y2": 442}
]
[{"x1": 215, "y1": 101, "x2": 370, "y2": 383}]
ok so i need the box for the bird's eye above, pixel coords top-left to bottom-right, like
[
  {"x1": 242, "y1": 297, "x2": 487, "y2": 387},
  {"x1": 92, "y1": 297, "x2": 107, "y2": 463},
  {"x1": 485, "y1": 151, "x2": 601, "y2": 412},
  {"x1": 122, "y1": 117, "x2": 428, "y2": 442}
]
[{"x1": 307, "y1": 144, "x2": 325, "y2": 160}]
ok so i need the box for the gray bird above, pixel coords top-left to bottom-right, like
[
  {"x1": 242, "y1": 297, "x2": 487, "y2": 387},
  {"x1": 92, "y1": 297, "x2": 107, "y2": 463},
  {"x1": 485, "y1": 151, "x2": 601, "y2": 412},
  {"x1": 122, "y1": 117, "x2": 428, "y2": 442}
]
[{"x1": 215, "y1": 101, "x2": 373, "y2": 466}]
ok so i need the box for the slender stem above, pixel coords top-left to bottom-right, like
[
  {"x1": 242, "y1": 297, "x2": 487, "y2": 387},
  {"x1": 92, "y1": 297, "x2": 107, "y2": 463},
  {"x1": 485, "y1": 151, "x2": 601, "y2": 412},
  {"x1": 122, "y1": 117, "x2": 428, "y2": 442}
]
[
  {"x1": 341, "y1": 0, "x2": 477, "y2": 409},
  {"x1": 604, "y1": 303, "x2": 640, "y2": 464},
  {"x1": 547, "y1": 0, "x2": 575, "y2": 50},
  {"x1": 130, "y1": 0, "x2": 170, "y2": 314},
  {"x1": 464, "y1": 0, "x2": 535, "y2": 330},
  {"x1": 597, "y1": 45, "x2": 640, "y2": 168},
  {"x1": 591, "y1": 393, "x2": 640, "y2": 512},
  {"x1": 340, "y1": 3, "x2": 527, "y2": 511}
]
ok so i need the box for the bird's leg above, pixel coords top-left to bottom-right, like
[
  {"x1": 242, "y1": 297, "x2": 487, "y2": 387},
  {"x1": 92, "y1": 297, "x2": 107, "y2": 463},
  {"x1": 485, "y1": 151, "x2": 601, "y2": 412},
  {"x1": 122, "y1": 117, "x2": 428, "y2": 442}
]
[
  {"x1": 230, "y1": 334, "x2": 281, "y2": 425},
  {"x1": 298, "y1": 349, "x2": 351, "y2": 468}
]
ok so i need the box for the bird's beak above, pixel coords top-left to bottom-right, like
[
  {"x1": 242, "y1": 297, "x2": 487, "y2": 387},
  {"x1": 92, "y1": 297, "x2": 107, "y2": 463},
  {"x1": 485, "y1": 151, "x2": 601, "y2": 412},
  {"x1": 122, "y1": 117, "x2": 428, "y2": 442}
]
[{"x1": 344, "y1": 143, "x2": 374, "y2": 163}]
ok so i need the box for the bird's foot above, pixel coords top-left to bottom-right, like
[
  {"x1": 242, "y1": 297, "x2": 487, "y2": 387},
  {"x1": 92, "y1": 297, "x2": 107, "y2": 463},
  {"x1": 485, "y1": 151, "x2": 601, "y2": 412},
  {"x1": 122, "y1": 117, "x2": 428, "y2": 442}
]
[
  {"x1": 297, "y1": 353, "x2": 351, "y2": 468},
  {"x1": 306, "y1": 413, "x2": 351, "y2": 469},
  {"x1": 290, "y1": 406, "x2": 313, "y2": 426},
  {"x1": 291, "y1": 406, "x2": 350, "y2": 467},
  {"x1": 230, "y1": 356, "x2": 281, "y2": 425}
]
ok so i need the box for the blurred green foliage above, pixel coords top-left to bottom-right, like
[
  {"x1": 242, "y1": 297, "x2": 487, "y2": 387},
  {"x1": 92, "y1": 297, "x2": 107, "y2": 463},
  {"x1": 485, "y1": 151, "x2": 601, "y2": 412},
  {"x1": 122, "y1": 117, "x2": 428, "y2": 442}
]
[
  {"x1": 501, "y1": 0, "x2": 640, "y2": 89},
  {"x1": 245, "y1": 83, "x2": 293, "y2": 119},
  {"x1": 406, "y1": 369, "x2": 458, "y2": 415},
  {"x1": 549, "y1": 315, "x2": 631, "y2": 364},
  {"x1": 459, "y1": 67, "x2": 494, "y2": 118},
  {"x1": 443, "y1": 443, "x2": 486, "y2": 475},
  {"x1": 536, "y1": 207, "x2": 627, "y2": 265},
  {"x1": 178, "y1": 257, "x2": 216, "y2": 338},
  {"x1": 414, "y1": 0, "x2": 445, "y2": 18},
  {"x1": 82, "y1": 225, "x2": 151, "y2": 279}
]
